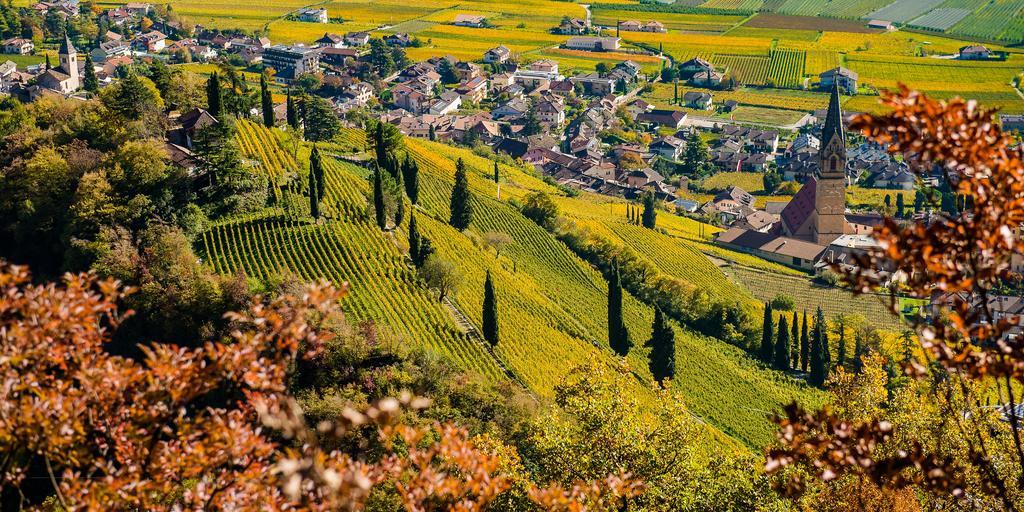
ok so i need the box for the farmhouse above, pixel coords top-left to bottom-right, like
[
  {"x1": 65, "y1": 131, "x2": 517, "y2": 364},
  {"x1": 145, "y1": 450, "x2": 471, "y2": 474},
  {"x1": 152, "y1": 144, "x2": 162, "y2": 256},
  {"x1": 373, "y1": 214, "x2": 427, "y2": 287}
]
[
  {"x1": 565, "y1": 36, "x2": 620, "y2": 52},
  {"x1": 297, "y1": 7, "x2": 328, "y2": 23},
  {"x1": 2, "y1": 38, "x2": 33, "y2": 55},
  {"x1": 384, "y1": 33, "x2": 413, "y2": 47},
  {"x1": 959, "y1": 45, "x2": 991, "y2": 60},
  {"x1": 682, "y1": 91, "x2": 712, "y2": 110},
  {"x1": 456, "y1": 76, "x2": 488, "y2": 104},
  {"x1": 679, "y1": 57, "x2": 713, "y2": 79},
  {"x1": 649, "y1": 136, "x2": 685, "y2": 160},
  {"x1": 689, "y1": 69, "x2": 722, "y2": 87},
  {"x1": 454, "y1": 14, "x2": 487, "y2": 28},
  {"x1": 819, "y1": 66, "x2": 858, "y2": 93},
  {"x1": 483, "y1": 45, "x2": 511, "y2": 64},
  {"x1": 637, "y1": 109, "x2": 687, "y2": 128},
  {"x1": 570, "y1": 73, "x2": 615, "y2": 96},
  {"x1": 134, "y1": 30, "x2": 167, "y2": 53},
  {"x1": 618, "y1": 20, "x2": 666, "y2": 33},
  {"x1": 557, "y1": 17, "x2": 589, "y2": 35}
]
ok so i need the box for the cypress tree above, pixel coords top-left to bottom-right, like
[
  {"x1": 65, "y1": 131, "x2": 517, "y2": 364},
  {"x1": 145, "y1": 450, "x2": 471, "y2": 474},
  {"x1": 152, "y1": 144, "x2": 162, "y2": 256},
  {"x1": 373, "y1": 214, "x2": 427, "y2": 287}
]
[
  {"x1": 406, "y1": 157, "x2": 420, "y2": 205},
  {"x1": 45, "y1": 53, "x2": 50, "y2": 70},
  {"x1": 428, "y1": 123, "x2": 436, "y2": 141},
  {"x1": 373, "y1": 166, "x2": 387, "y2": 230},
  {"x1": 286, "y1": 88, "x2": 299, "y2": 129},
  {"x1": 260, "y1": 72, "x2": 274, "y2": 127},
  {"x1": 415, "y1": 236, "x2": 435, "y2": 267},
  {"x1": 493, "y1": 161, "x2": 500, "y2": 183},
  {"x1": 896, "y1": 192, "x2": 905, "y2": 218},
  {"x1": 308, "y1": 170, "x2": 320, "y2": 221},
  {"x1": 641, "y1": 192, "x2": 657, "y2": 229},
  {"x1": 800, "y1": 311, "x2": 809, "y2": 371},
  {"x1": 820, "y1": 309, "x2": 831, "y2": 371},
  {"x1": 759, "y1": 303, "x2": 774, "y2": 362},
  {"x1": 853, "y1": 330, "x2": 864, "y2": 374},
  {"x1": 774, "y1": 316, "x2": 790, "y2": 371},
  {"x1": 809, "y1": 307, "x2": 827, "y2": 387},
  {"x1": 790, "y1": 310, "x2": 799, "y2": 366},
  {"x1": 836, "y1": 317, "x2": 847, "y2": 370},
  {"x1": 310, "y1": 145, "x2": 325, "y2": 202},
  {"x1": 206, "y1": 71, "x2": 223, "y2": 118},
  {"x1": 83, "y1": 53, "x2": 98, "y2": 93},
  {"x1": 408, "y1": 213, "x2": 421, "y2": 263},
  {"x1": 482, "y1": 270, "x2": 499, "y2": 346},
  {"x1": 608, "y1": 264, "x2": 631, "y2": 356},
  {"x1": 449, "y1": 158, "x2": 472, "y2": 230},
  {"x1": 646, "y1": 308, "x2": 676, "y2": 385}
]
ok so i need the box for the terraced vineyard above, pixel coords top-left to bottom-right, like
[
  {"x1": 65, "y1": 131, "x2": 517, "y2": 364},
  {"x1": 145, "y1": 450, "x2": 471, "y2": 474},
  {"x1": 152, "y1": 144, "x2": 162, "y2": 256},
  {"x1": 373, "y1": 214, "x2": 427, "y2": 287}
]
[
  {"x1": 725, "y1": 266, "x2": 906, "y2": 331},
  {"x1": 947, "y1": 0, "x2": 1024, "y2": 43}
]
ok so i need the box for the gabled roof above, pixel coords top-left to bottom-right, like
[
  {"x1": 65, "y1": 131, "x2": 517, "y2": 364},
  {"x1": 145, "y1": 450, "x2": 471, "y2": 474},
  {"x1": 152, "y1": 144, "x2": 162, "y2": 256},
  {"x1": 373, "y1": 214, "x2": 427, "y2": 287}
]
[
  {"x1": 820, "y1": 66, "x2": 858, "y2": 80},
  {"x1": 780, "y1": 176, "x2": 817, "y2": 234}
]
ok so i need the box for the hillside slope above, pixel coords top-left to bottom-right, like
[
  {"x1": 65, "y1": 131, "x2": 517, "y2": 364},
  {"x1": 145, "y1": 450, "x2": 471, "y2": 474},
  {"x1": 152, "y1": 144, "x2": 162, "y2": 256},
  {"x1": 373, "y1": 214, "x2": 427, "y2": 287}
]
[{"x1": 199, "y1": 122, "x2": 825, "y2": 448}]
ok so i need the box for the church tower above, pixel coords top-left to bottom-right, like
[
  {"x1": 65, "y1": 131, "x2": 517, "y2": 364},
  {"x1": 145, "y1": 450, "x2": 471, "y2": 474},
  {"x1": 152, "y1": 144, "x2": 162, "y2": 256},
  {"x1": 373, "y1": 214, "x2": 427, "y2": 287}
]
[
  {"x1": 812, "y1": 84, "x2": 850, "y2": 245},
  {"x1": 59, "y1": 32, "x2": 79, "y2": 91}
]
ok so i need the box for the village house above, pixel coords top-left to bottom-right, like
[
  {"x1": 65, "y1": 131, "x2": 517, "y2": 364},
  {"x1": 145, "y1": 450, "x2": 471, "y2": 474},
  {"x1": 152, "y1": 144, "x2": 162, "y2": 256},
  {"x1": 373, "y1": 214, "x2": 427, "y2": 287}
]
[
  {"x1": 483, "y1": 45, "x2": 511, "y2": 64},
  {"x1": 384, "y1": 33, "x2": 413, "y2": 47},
  {"x1": 134, "y1": 30, "x2": 167, "y2": 53},
  {"x1": 570, "y1": 73, "x2": 615, "y2": 96},
  {"x1": 297, "y1": 7, "x2": 328, "y2": 23},
  {"x1": 123, "y1": 2, "x2": 151, "y2": 16},
  {"x1": 392, "y1": 83, "x2": 430, "y2": 113},
  {"x1": 649, "y1": 136, "x2": 685, "y2": 160},
  {"x1": 344, "y1": 32, "x2": 370, "y2": 46},
  {"x1": 454, "y1": 61, "x2": 482, "y2": 81},
  {"x1": 637, "y1": 109, "x2": 687, "y2": 128},
  {"x1": 534, "y1": 97, "x2": 566, "y2": 125},
  {"x1": 679, "y1": 57, "x2": 713, "y2": 79},
  {"x1": 428, "y1": 91, "x2": 462, "y2": 115},
  {"x1": 513, "y1": 59, "x2": 561, "y2": 88},
  {"x1": 315, "y1": 33, "x2": 346, "y2": 49},
  {"x1": 454, "y1": 14, "x2": 487, "y2": 28},
  {"x1": 456, "y1": 76, "x2": 488, "y2": 104},
  {"x1": 682, "y1": 91, "x2": 713, "y2": 110},
  {"x1": 167, "y1": 108, "x2": 218, "y2": 150},
  {"x1": 557, "y1": 17, "x2": 589, "y2": 35},
  {"x1": 689, "y1": 69, "x2": 723, "y2": 88},
  {"x1": 319, "y1": 47, "x2": 357, "y2": 67},
  {"x1": 959, "y1": 44, "x2": 991, "y2": 60},
  {"x1": 618, "y1": 20, "x2": 666, "y2": 33},
  {"x1": 819, "y1": 66, "x2": 858, "y2": 93},
  {"x1": 2, "y1": 38, "x2": 33, "y2": 55},
  {"x1": 492, "y1": 97, "x2": 530, "y2": 120},
  {"x1": 565, "y1": 36, "x2": 620, "y2": 52}
]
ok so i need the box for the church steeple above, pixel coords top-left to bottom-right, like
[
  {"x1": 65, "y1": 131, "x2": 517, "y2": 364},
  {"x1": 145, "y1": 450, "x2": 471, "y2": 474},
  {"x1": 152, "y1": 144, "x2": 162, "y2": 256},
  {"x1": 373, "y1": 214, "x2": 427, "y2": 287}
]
[
  {"x1": 58, "y1": 31, "x2": 80, "y2": 90},
  {"x1": 818, "y1": 84, "x2": 846, "y2": 179}
]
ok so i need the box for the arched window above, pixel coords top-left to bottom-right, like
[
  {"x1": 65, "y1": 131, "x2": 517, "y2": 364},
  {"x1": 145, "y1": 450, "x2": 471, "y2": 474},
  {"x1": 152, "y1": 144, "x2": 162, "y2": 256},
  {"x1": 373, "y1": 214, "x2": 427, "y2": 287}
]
[{"x1": 830, "y1": 156, "x2": 839, "y2": 172}]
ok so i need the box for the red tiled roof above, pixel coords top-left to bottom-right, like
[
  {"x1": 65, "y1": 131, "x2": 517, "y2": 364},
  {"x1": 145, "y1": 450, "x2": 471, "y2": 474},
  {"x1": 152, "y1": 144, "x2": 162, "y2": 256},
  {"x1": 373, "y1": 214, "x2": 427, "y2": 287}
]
[{"x1": 781, "y1": 176, "x2": 817, "y2": 235}]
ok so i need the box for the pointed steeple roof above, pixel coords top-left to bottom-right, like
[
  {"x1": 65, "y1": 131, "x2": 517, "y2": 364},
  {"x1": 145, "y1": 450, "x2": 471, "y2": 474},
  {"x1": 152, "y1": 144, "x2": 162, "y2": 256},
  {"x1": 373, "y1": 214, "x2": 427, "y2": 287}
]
[
  {"x1": 59, "y1": 32, "x2": 76, "y2": 55},
  {"x1": 821, "y1": 84, "x2": 843, "y2": 147}
]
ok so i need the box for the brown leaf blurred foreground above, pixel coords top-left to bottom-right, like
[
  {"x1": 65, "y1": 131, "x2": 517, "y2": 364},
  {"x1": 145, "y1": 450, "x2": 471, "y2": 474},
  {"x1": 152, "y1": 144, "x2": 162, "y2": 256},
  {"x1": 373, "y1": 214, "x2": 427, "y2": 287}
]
[
  {"x1": 0, "y1": 263, "x2": 641, "y2": 510},
  {"x1": 766, "y1": 86, "x2": 1024, "y2": 509}
]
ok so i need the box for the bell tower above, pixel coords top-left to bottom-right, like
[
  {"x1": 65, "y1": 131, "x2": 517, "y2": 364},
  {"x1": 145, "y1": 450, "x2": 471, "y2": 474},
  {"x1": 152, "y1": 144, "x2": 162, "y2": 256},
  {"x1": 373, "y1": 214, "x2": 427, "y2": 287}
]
[
  {"x1": 59, "y1": 32, "x2": 79, "y2": 91},
  {"x1": 813, "y1": 84, "x2": 850, "y2": 245}
]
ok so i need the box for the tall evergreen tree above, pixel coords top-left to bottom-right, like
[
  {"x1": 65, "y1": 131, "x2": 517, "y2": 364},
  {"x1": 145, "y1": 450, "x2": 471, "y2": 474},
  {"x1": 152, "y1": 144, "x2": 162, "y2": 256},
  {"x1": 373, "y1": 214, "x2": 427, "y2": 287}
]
[
  {"x1": 206, "y1": 72, "x2": 223, "y2": 118},
  {"x1": 759, "y1": 303, "x2": 775, "y2": 362},
  {"x1": 373, "y1": 122, "x2": 388, "y2": 168},
  {"x1": 310, "y1": 145, "x2": 325, "y2": 203},
  {"x1": 646, "y1": 308, "x2": 676, "y2": 385},
  {"x1": 774, "y1": 316, "x2": 790, "y2": 371},
  {"x1": 800, "y1": 311, "x2": 809, "y2": 372},
  {"x1": 403, "y1": 154, "x2": 420, "y2": 205},
  {"x1": 286, "y1": 88, "x2": 299, "y2": 129},
  {"x1": 83, "y1": 53, "x2": 98, "y2": 93},
  {"x1": 836, "y1": 317, "x2": 846, "y2": 370},
  {"x1": 809, "y1": 307, "x2": 828, "y2": 387},
  {"x1": 408, "y1": 213, "x2": 421, "y2": 264},
  {"x1": 493, "y1": 161, "x2": 500, "y2": 183},
  {"x1": 303, "y1": 95, "x2": 341, "y2": 142},
  {"x1": 790, "y1": 310, "x2": 799, "y2": 366},
  {"x1": 482, "y1": 270, "x2": 499, "y2": 346},
  {"x1": 373, "y1": 166, "x2": 387, "y2": 230},
  {"x1": 607, "y1": 264, "x2": 631, "y2": 357},
  {"x1": 415, "y1": 236, "x2": 435, "y2": 267},
  {"x1": 641, "y1": 192, "x2": 657, "y2": 229},
  {"x1": 449, "y1": 158, "x2": 472, "y2": 230},
  {"x1": 853, "y1": 330, "x2": 865, "y2": 374},
  {"x1": 308, "y1": 170, "x2": 320, "y2": 221},
  {"x1": 260, "y1": 72, "x2": 274, "y2": 127},
  {"x1": 896, "y1": 192, "x2": 905, "y2": 218}
]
